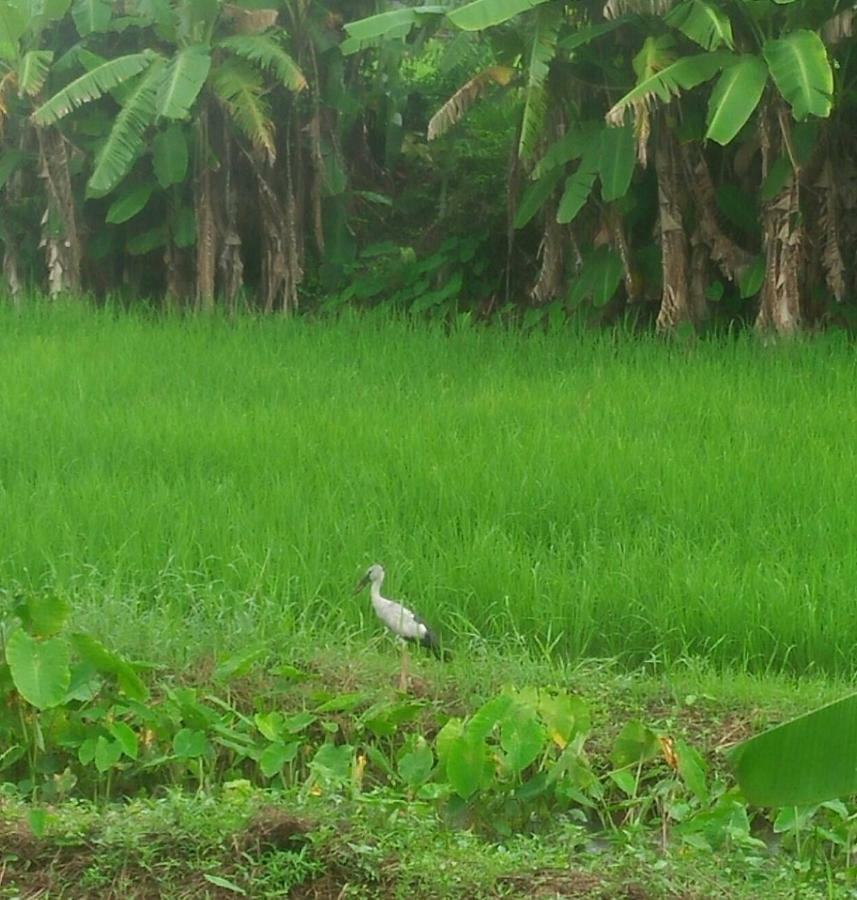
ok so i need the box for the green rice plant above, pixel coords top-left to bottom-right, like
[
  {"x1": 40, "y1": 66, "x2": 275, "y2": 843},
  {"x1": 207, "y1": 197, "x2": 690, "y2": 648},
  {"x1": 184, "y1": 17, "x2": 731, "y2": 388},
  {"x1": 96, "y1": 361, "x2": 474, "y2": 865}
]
[{"x1": 1, "y1": 304, "x2": 857, "y2": 673}]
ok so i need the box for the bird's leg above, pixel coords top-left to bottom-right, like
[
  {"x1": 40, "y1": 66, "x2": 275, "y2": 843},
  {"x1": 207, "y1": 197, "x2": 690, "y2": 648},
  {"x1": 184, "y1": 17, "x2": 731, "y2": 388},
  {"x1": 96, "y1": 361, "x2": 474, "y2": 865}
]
[{"x1": 398, "y1": 640, "x2": 410, "y2": 692}]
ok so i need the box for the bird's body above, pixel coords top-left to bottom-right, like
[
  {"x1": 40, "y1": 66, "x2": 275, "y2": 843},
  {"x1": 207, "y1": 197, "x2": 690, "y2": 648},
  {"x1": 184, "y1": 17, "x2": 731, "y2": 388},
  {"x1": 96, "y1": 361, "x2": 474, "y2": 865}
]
[{"x1": 354, "y1": 564, "x2": 442, "y2": 659}]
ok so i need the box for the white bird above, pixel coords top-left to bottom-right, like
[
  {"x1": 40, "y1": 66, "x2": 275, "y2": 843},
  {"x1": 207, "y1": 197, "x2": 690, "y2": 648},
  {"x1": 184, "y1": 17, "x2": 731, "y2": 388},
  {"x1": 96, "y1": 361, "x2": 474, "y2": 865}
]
[{"x1": 353, "y1": 564, "x2": 444, "y2": 689}]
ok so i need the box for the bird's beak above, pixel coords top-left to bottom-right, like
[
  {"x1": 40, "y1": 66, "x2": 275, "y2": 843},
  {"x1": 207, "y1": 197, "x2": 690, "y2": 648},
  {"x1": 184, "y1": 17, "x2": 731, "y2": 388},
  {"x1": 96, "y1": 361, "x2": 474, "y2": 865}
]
[{"x1": 353, "y1": 573, "x2": 370, "y2": 595}]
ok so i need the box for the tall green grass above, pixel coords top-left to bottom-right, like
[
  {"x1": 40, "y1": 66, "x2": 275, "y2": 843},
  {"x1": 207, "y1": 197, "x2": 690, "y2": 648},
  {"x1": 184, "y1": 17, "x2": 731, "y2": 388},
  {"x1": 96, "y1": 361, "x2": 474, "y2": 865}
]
[{"x1": 1, "y1": 302, "x2": 856, "y2": 674}]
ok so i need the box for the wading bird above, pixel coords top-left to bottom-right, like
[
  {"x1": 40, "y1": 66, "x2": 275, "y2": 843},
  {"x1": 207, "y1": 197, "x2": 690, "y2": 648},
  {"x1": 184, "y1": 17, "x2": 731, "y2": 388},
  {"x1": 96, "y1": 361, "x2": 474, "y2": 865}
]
[{"x1": 353, "y1": 563, "x2": 443, "y2": 690}]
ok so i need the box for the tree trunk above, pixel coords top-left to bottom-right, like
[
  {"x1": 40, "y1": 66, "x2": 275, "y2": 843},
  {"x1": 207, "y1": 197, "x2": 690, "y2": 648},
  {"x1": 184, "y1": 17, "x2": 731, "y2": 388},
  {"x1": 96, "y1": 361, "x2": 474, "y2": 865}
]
[
  {"x1": 35, "y1": 126, "x2": 81, "y2": 296},
  {"x1": 194, "y1": 108, "x2": 217, "y2": 311},
  {"x1": 530, "y1": 193, "x2": 563, "y2": 305},
  {"x1": 755, "y1": 105, "x2": 802, "y2": 333},
  {"x1": 654, "y1": 123, "x2": 700, "y2": 330},
  {"x1": 218, "y1": 122, "x2": 243, "y2": 312}
]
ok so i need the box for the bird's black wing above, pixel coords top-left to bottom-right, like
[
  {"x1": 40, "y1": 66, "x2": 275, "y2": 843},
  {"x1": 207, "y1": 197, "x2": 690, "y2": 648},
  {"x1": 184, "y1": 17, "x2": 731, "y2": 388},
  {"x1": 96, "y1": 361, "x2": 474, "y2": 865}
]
[{"x1": 411, "y1": 614, "x2": 447, "y2": 659}]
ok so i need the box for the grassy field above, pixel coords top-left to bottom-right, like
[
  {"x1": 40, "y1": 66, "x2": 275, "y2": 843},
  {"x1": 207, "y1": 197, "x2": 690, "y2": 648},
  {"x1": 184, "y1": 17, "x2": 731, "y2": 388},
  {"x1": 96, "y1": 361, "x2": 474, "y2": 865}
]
[{"x1": 2, "y1": 303, "x2": 857, "y2": 675}]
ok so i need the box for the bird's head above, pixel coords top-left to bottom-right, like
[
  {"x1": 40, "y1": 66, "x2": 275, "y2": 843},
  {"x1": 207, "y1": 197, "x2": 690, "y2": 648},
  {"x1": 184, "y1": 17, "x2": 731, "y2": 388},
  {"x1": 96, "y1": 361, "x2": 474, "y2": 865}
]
[{"x1": 353, "y1": 563, "x2": 384, "y2": 594}]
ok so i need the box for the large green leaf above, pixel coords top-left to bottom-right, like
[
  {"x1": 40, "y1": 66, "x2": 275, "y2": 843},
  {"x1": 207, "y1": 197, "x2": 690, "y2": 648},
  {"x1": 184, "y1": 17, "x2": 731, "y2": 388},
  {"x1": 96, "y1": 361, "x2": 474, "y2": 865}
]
[
  {"x1": 218, "y1": 34, "x2": 306, "y2": 91},
  {"x1": 569, "y1": 246, "x2": 624, "y2": 307},
  {"x1": 211, "y1": 58, "x2": 274, "y2": 161},
  {"x1": 71, "y1": 0, "x2": 111, "y2": 36},
  {"x1": 152, "y1": 123, "x2": 187, "y2": 188},
  {"x1": 70, "y1": 632, "x2": 148, "y2": 701},
  {"x1": 763, "y1": 30, "x2": 832, "y2": 120},
  {"x1": 598, "y1": 124, "x2": 634, "y2": 202},
  {"x1": 446, "y1": 733, "x2": 493, "y2": 799},
  {"x1": 500, "y1": 701, "x2": 545, "y2": 774},
  {"x1": 106, "y1": 181, "x2": 153, "y2": 223},
  {"x1": 607, "y1": 51, "x2": 732, "y2": 124},
  {"x1": 156, "y1": 45, "x2": 211, "y2": 121},
  {"x1": 559, "y1": 17, "x2": 630, "y2": 51},
  {"x1": 518, "y1": 5, "x2": 561, "y2": 159},
  {"x1": 341, "y1": 6, "x2": 446, "y2": 54},
  {"x1": 449, "y1": 0, "x2": 551, "y2": 31},
  {"x1": 33, "y1": 52, "x2": 156, "y2": 124},
  {"x1": 557, "y1": 139, "x2": 599, "y2": 224},
  {"x1": 665, "y1": 0, "x2": 734, "y2": 51},
  {"x1": 17, "y1": 50, "x2": 53, "y2": 96},
  {"x1": 88, "y1": 57, "x2": 166, "y2": 197},
  {"x1": 5, "y1": 629, "x2": 70, "y2": 709},
  {"x1": 705, "y1": 56, "x2": 767, "y2": 145},
  {"x1": 731, "y1": 693, "x2": 857, "y2": 806},
  {"x1": 0, "y1": 2, "x2": 26, "y2": 62},
  {"x1": 513, "y1": 165, "x2": 563, "y2": 229},
  {"x1": 14, "y1": 593, "x2": 70, "y2": 637},
  {"x1": 0, "y1": 149, "x2": 27, "y2": 189}
]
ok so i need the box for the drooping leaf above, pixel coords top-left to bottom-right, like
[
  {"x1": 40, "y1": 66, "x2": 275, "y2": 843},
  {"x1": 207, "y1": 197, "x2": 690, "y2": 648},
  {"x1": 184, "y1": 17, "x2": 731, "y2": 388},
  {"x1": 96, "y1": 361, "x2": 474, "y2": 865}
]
[
  {"x1": 88, "y1": 57, "x2": 166, "y2": 197},
  {"x1": 33, "y1": 52, "x2": 155, "y2": 124},
  {"x1": 569, "y1": 246, "x2": 624, "y2": 307},
  {"x1": 599, "y1": 124, "x2": 635, "y2": 202},
  {"x1": 738, "y1": 255, "x2": 764, "y2": 298},
  {"x1": 606, "y1": 52, "x2": 732, "y2": 125},
  {"x1": 218, "y1": 34, "x2": 306, "y2": 91},
  {"x1": 152, "y1": 123, "x2": 188, "y2": 188},
  {"x1": 705, "y1": 56, "x2": 767, "y2": 145},
  {"x1": 172, "y1": 206, "x2": 195, "y2": 247},
  {"x1": 557, "y1": 139, "x2": 599, "y2": 224},
  {"x1": 0, "y1": 149, "x2": 27, "y2": 189},
  {"x1": 559, "y1": 17, "x2": 630, "y2": 51},
  {"x1": 665, "y1": 0, "x2": 734, "y2": 51},
  {"x1": 518, "y1": 5, "x2": 561, "y2": 158},
  {"x1": 211, "y1": 58, "x2": 275, "y2": 162},
  {"x1": 106, "y1": 181, "x2": 153, "y2": 224},
  {"x1": 341, "y1": 6, "x2": 446, "y2": 54},
  {"x1": 763, "y1": 30, "x2": 833, "y2": 120},
  {"x1": 155, "y1": 45, "x2": 210, "y2": 121},
  {"x1": 0, "y1": 2, "x2": 27, "y2": 62},
  {"x1": 532, "y1": 123, "x2": 598, "y2": 178},
  {"x1": 449, "y1": 0, "x2": 551, "y2": 31},
  {"x1": 127, "y1": 224, "x2": 167, "y2": 254},
  {"x1": 731, "y1": 693, "x2": 857, "y2": 806},
  {"x1": 17, "y1": 50, "x2": 53, "y2": 97},
  {"x1": 71, "y1": 0, "x2": 111, "y2": 36},
  {"x1": 513, "y1": 164, "x2": 563, "y2": 229},
  {"x1": 427, "y1": 65, "x2": 514, "y2": 141},
  {"x1": 69, "y1": 632, "x2": 148, "y2": 701},
  {"x1": 108, "y1": 721, "x2": 138, "y2": 760},
  {"x1": 5, "y1": 629, "x2": 70, "y2": 710}
]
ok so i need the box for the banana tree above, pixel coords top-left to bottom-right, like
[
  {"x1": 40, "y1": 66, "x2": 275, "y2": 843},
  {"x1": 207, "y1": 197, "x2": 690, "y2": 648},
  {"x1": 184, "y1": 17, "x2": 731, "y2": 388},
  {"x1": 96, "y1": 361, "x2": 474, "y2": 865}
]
[
  {"x1": 606, "y1": 0, "x2": 837, "y2": 332},
  {"x1": 32, "y1": 0, "x2": 307, "y2": 309},
  {"x1": 0, "y1": 0, "x2": 81, "y2": 296}
]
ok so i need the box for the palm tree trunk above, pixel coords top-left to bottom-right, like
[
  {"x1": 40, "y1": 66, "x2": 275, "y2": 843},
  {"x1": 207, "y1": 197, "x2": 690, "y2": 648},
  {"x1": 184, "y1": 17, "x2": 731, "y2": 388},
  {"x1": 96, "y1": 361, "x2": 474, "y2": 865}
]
[
  {"x1": 654, "y1": 123, "x2": 699, "y2": 330},
  {"x1": 194, "y1": 107, "x2": 217, "y2": 311},
  {"x1": 35, "y1": 126, "x2": 81, "y2": 296},
  {"x1": 756, "y1": 103, "x2": 802, "y2": 333}
]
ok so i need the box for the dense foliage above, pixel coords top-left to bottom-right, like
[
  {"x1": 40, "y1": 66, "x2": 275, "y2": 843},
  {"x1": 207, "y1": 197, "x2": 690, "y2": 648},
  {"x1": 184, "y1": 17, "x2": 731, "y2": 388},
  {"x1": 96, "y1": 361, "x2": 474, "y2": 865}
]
[{"x1": 0, "y1": 0, "x2": 854, "y2": 331}]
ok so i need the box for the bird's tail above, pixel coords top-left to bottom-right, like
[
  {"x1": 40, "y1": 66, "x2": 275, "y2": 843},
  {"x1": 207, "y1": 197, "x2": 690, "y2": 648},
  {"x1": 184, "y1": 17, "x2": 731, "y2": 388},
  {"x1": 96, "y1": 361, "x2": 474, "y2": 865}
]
[{"x1": 423, "y1": 631, "x2": 451, "y2": 661}]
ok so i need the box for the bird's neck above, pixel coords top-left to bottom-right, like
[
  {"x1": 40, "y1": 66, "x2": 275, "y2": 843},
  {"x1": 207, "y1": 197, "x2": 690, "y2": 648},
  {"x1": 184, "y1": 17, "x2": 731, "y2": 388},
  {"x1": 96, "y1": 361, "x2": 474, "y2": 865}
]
[{"x1": 369, "y1": 580, "x2": 383, "y2": 603}]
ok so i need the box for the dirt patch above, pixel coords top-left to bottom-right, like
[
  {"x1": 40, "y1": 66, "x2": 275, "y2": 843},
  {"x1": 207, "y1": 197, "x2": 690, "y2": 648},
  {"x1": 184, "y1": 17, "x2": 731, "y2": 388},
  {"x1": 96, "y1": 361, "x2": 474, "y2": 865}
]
[
  {"x1": 235, "y1": 806, "x2": 313, "y2": 853},
  {"x1": 499, "y1": 867, "x2": 651, "y2": 898}
]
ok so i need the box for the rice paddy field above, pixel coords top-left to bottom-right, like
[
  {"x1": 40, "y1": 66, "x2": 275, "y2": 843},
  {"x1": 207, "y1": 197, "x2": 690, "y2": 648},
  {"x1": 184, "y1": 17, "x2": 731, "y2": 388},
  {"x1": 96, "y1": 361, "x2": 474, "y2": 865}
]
[
  {"x1": 8, "y1": 303, "x2": 857, "y2": 897},
  {"x1": 2, "y1": 302, "x2": 856, "y2": 677}
]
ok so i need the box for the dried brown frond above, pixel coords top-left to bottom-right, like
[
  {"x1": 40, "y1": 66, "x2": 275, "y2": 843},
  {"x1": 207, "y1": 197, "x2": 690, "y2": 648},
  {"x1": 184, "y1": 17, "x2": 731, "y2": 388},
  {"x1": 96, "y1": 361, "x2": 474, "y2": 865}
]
[
  {"x1": 815, "y1": 160, "x2": 846, "y2": 302},
  {"x1": 822, "y1": 7, "x2": 855, "y2": 44},
  {"x1": 0, "y1": 70, "x2": 18, "y2": 133},
  {"x1": 223, "y1": 4, "x2": 278, "y2": 34},
  {"x1": 427, "y1": 66, "x2": 514, "y2": 142}
]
